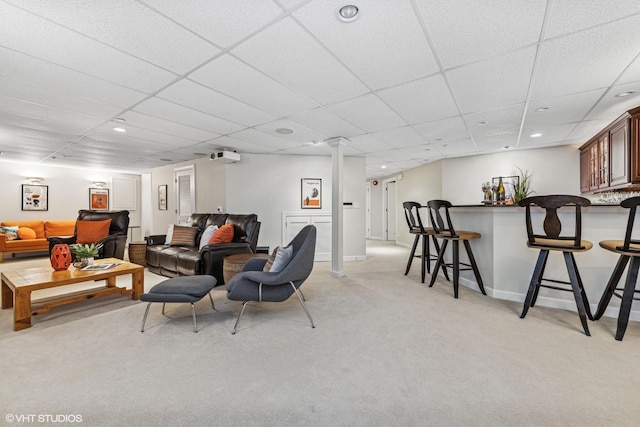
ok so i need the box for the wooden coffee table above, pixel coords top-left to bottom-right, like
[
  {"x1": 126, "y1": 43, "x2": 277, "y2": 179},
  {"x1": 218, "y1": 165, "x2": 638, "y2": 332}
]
[{"x1": 1, "y1": 258, "x2": 144, "y2": 331}]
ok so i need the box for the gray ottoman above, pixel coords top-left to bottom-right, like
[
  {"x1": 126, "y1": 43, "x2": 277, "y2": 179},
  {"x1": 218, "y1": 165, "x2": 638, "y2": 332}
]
[{"x1": 140, "y1": 275, "x2": 217, "y2": 333}]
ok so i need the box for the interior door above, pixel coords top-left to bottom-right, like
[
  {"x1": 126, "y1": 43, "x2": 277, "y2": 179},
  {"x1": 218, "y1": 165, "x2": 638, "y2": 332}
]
[{"x1": 174, "y1": 165, "x2": 195, "y2": 224}]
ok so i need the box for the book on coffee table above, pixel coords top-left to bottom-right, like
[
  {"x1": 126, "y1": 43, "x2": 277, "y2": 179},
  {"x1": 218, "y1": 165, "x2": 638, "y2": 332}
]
[{"x1": 81, "y1": 262, "x2": 123, "y2": 271}]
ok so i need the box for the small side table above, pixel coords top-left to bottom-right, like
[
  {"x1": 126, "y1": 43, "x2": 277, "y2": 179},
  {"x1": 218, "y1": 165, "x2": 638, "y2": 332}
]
[
  {"x1": 128, "y1": 241, "x2": 147, "y2": 266},
  {"x1": 223, "y1": 253, "x2": 269, "y2": 284}
]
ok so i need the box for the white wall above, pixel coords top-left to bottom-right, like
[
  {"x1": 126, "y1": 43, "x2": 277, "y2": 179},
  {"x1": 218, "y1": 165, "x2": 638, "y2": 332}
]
[
  {"x1": 389, "y1": 144, "x2": 580, "y2": 248},
  {"x1": 0, "y1": 161, "x2": 143, "y2": 240},
  {"x1": 225, "y1": 153, "x2": 366, "y2": 258},
  {"x1": 148, "y1": 157, "x2": 226, "y2": 235}
]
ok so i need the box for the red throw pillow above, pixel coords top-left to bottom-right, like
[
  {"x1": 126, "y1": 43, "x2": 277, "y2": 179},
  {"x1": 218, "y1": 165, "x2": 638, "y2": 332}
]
[
  {"x1": 209, "y1": 223, "x2": 234, "y2": 244},
  {"x1": 76, "y1": 219, "x2": 112, "y2": 244},
  {"x1": 17, "y1": 227, "x2": 37, "y2": 240}
]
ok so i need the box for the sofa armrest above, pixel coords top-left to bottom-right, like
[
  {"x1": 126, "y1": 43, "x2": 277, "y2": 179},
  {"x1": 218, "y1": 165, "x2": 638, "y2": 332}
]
[
  {"x1": 0, "y1": 233, "x2": 8, "y2": 251},
  {"x1": 146, "y1": 235, "x2": 166, "y2": 245}
]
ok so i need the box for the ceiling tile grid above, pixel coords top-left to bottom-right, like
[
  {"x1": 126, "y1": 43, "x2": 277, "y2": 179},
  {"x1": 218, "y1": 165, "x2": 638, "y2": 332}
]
[{"x1": 0, "y1": 0, "x2": 639, "y2": 177}]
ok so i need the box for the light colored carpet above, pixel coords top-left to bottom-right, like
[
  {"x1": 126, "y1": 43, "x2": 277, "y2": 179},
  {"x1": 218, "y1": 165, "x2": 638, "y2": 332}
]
[{"x1": 1, "y1": 241, "x2": 640, "y2": 427}]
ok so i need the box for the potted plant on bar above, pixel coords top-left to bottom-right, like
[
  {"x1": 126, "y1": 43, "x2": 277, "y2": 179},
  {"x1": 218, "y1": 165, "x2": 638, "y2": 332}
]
[
  {"x1": 512, "y1": 167, "x2": 534, "y2": 205},
  {"x1": 69, "y1": 243, "x2": 103, "y2": 268}
]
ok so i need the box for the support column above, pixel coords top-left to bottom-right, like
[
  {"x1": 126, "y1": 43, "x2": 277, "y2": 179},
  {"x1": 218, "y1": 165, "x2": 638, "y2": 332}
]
[{"x1": 326, "y1": 137, "x2": 347, "y2": 277}]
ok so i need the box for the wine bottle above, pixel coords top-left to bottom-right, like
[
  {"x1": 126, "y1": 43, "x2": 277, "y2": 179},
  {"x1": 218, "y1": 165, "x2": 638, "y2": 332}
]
[{"x1": 497, "y1": 177, "x2": 506, "y2": 202}]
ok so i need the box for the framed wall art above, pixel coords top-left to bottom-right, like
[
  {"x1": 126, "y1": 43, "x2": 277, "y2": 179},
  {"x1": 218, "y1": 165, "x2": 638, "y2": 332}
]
[
  {"x1": 158, "y1": 184, "x2": 168, "y2": 210},
  {"x1": 89, "y1": 188, "x2": 109, "y2": 211},
  {"x1": 301, "y1": 178, "x2": 322, "y2": 209},
  {"x1": 22, "y1": 184, "x2": 48, "y2": 211}
]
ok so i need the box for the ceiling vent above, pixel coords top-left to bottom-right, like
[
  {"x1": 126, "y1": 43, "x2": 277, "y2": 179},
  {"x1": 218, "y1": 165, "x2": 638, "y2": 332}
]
[{"x1": 210, "y1": 150, "x2": 241, "y2": 163}]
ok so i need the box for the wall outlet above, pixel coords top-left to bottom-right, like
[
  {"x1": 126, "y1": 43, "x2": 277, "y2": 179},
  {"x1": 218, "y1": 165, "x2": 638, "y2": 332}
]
[{"x1": 217, "y1": 206, "x2": 223, "y2": 213}]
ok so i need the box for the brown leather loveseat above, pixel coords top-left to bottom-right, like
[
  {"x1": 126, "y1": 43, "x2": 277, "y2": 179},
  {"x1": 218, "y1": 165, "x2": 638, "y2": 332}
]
[{"x1": 145, "y1": 213, "x2": 260, "y2": 285}]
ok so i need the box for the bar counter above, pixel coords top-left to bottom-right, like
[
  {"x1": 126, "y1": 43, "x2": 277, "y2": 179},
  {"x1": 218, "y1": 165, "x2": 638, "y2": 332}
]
[{"x1": 438, "y1": 204, "x2": 636, "y2": 321}]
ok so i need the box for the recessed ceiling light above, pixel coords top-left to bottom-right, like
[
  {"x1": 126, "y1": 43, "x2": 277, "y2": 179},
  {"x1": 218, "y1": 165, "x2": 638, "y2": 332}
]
[
  {"x1": 503, "y1": 145, "x2": 510, "y2": 149},
  {"x1": 114, "y1": 117, "x2": 126, "y2": 123},
  {"x1": 381, "y1": 165, "x2": 387, "y2": 169},
  {"x1": 476, "y1": 121, "x2": 488, "y2": 126},
  {"x1": 275, "y1": 128, "x2": 294, "y2": 135},
  {"x1": 535, "y1": 107, "x2": 550, "y2": 112},
  {"x1": 338, "y1": 5, "x2": 359, "y2": 22},
  {"x1": 160, "y1": 158, "x2": 172, "y2": 162},
  {"x1": 530, "y1": 133, "x2": 542, "y2": 138},
  {"x1": 113, "y1": 127, "x2": 126, "y2": 133},
  {"x1": 615, "y1": 90, "x2": 636, "y2": 97}
]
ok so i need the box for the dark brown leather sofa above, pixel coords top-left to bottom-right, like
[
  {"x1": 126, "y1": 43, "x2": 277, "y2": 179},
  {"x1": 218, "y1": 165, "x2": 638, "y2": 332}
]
[
  {"x1": 145, "y1": 213, "x2": 260, "y2": 285},
  {"x1": 48, "y1": 210, "x2": 130, "y2": 259}
]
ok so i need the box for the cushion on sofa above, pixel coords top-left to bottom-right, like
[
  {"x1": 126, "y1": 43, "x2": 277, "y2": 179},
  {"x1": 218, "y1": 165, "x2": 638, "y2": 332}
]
[
  {"x1": 44, "y1": 220, "x2": 76, "y2": 237},
  {"x1": 209, "y1": 223, "x2": 234, "y2": 244},
  {"x1": 0, "y1": 226, "x2": 19, "y2": 241},
  {"x1": 76, "y1": 219, "x2": 112, "y2": 244},
  {"x1": 199, "y1": 225, "x2": 218, "y2": 250},
  {"x1": 170, "y1": 225, "x2": 198, "y2": 247},
  {"x1": 2, "y1": 221, "x2": 45, "y2": 238},
  {"x1": 17, "y1": 227, "x2": 37, "y2": 240}
]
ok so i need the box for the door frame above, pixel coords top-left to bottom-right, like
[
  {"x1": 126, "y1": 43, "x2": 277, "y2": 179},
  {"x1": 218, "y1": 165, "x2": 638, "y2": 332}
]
[{"x1": 381, "y1": 177, "x2": 397, "y2": 241}]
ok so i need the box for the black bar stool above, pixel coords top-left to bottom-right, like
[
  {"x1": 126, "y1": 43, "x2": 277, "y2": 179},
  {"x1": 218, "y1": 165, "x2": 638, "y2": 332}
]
[
  {"x1": 426, "y1": 200, "x2": 485, "y2": 298},
  {"x1": 518, "y1": 195, "x2": 593, "y2": 336},
  {"x1": 594, "y1": 196, "x2": 640, "y2": 341},
  {"x1": 402, "y1": 202, "x2": 448, "y2": 283}
]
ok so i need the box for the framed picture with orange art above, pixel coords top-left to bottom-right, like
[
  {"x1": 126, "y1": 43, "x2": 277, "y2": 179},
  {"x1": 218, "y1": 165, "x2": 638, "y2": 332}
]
[
  {"x1": 301, "y1": 178, "x2": 321, "y2": 209},
  {"x1": 89, "y1": 188, "x2": 109, "y2": 211}
]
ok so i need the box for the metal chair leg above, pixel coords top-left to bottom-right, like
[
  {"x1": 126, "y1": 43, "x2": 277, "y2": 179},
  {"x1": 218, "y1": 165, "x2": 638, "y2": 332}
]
[
  {"x1": 141, "y1": 302, "x2": 152, "y2": 332},
  {"x1": 191, "y1": 303, "x2": 198, "y2": 333},
  {"x1": 291, "y1": 282, "x2": 315, "y2": 328},
  {"x1": 232, "y1": 301, "x2": 249, "y2": 335},
  {"x1": 208, "y1": 292, "x2": 215, "y2": 310},
  {"x1": 161, "y1": 302, "x2": 166, "y2": 315}
]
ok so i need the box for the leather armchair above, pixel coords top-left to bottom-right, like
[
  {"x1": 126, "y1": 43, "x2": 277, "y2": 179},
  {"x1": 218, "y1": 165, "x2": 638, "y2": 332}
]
[{"x1": 48, "y1": 210, "x2": 130, "y2": 259}]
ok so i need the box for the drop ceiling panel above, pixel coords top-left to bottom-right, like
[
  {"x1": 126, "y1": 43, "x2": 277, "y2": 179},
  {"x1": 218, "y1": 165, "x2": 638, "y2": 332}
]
[
  {"x1": 544, "y1": 0, "x2": 640, "y2": 39},
  {"x1": 465, "y1": 105, "x2": 524, "y2": 138},
  {"x1": 0, "y1": 111, "x2": 92, "y2": 136},
  {"x1": 447, "y1": 47, "x2": 536, "y2": 114},
  {"x1": 585, "y1": 83, "x2": 640, "y2": 122},
  {"x1": 520, "y1": 123, "x2": 576, "y2": 147},
  {"x1": 254, "y1": 119, "x2": 324, "y2": 143},
  {"x1": 435, "y1": 138, "x2": 478, "y2": 156},
  {"x1": 347, "y1": 134, "x2": 390, "y2": 153},
  {"x1": 618, "y1": 57, "x2": 640, "y2": 85},
  {"x1": 88, "y1": 124, "x2": 196, "y2": 147},
  {"x1": 226, "y1": 129, "x2": 298, "y2": 151},
  {"x1": 417, "y1": 0, "x2": 546, "y2": 68},
  {"x1": 287, "y1": 108, "x2": 364, "y2": 137},
  {"x1": 210, "y1": 135, "x2": 281, "y2": 154},
  {"x1": 143, "y1": 0, "x2": 284, "y2": 48},
  {"x1": 190, "y1": 54, "x2": 319, "y2": 117},
  {"x1": 377, "y1": 74, "x2": 459, "y2": 125},
  {"x1": 532, "y1": 16, "x2": 640, "y2": 100},
  {"x1": 0, "y1": 97, "x2": 105, "y2": 131},
  {"x1": 325, "y1": 94, "x2": 407, "y2": 132},
  {"x1": 370, "y1": 126, "x2": 428, "y2": 150},
  {"x1": 526, "y1": 90, "x2": 606, "y2": 129},
  {"x1": 0, "y1": 2, "x2": 177, "y2": 93},
  {"x1": 475, "y1": 132, "x2": 520, "y2": 152},
  {"x1": 232, "y1": 17, "x2": 369, "y2": 105},
  {"x1": 156, "y1": 79, "x2": 276, "y2": 127},
  {"x1": 411, "y1": 116, "x2": 470, "y2": 143},
  {"x1": 0, "y1": 47, "x2": 147, "y2": 108},
  {"x1": 294, "y1": 0, "x2": 439, "y2": 90},
  {"x1": 118, "y1": 111, "x2": 219, "y2": 142},
  {"x1": 133, "y1": 97, "x2": 244, "y2": 135},
  {"x1": 5, "y1": 0, "x2": 219, "y2": 74},
  {"x1": 0, "y1": 77, "x2": 123, "y2": 119}
]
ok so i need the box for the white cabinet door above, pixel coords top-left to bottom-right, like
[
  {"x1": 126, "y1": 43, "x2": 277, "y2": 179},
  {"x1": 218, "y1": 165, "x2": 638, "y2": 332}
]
[{"x1": 282, "y1": 212, "x2": 332, "y2": 261}]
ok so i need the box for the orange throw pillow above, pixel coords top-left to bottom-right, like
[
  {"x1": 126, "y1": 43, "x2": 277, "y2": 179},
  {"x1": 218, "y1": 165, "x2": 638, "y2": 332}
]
[
  {"x1": 76, "y1": 219, "x2": 112, "y2": 244},
  {"x1": 209, "y1": 223, "x2": 234, "y2": 244},
  {"x1": 17, "y1": 227, "x2": 37, "y2": 240}
]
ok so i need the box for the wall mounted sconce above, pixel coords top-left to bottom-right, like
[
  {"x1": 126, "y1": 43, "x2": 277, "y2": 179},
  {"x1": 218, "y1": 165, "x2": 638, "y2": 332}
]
[
  {"x1": 26, "y1": 177, "x2": 43, "y2": 184},
  {"x1": 92, "y1": 181, "x2": 106, "y2": 188}
]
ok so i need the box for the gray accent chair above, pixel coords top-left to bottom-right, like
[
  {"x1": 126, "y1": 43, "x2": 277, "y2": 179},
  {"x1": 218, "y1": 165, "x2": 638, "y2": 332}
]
[{"x1": 226, "y1": 224, "x2": 317, "y2": 334}]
